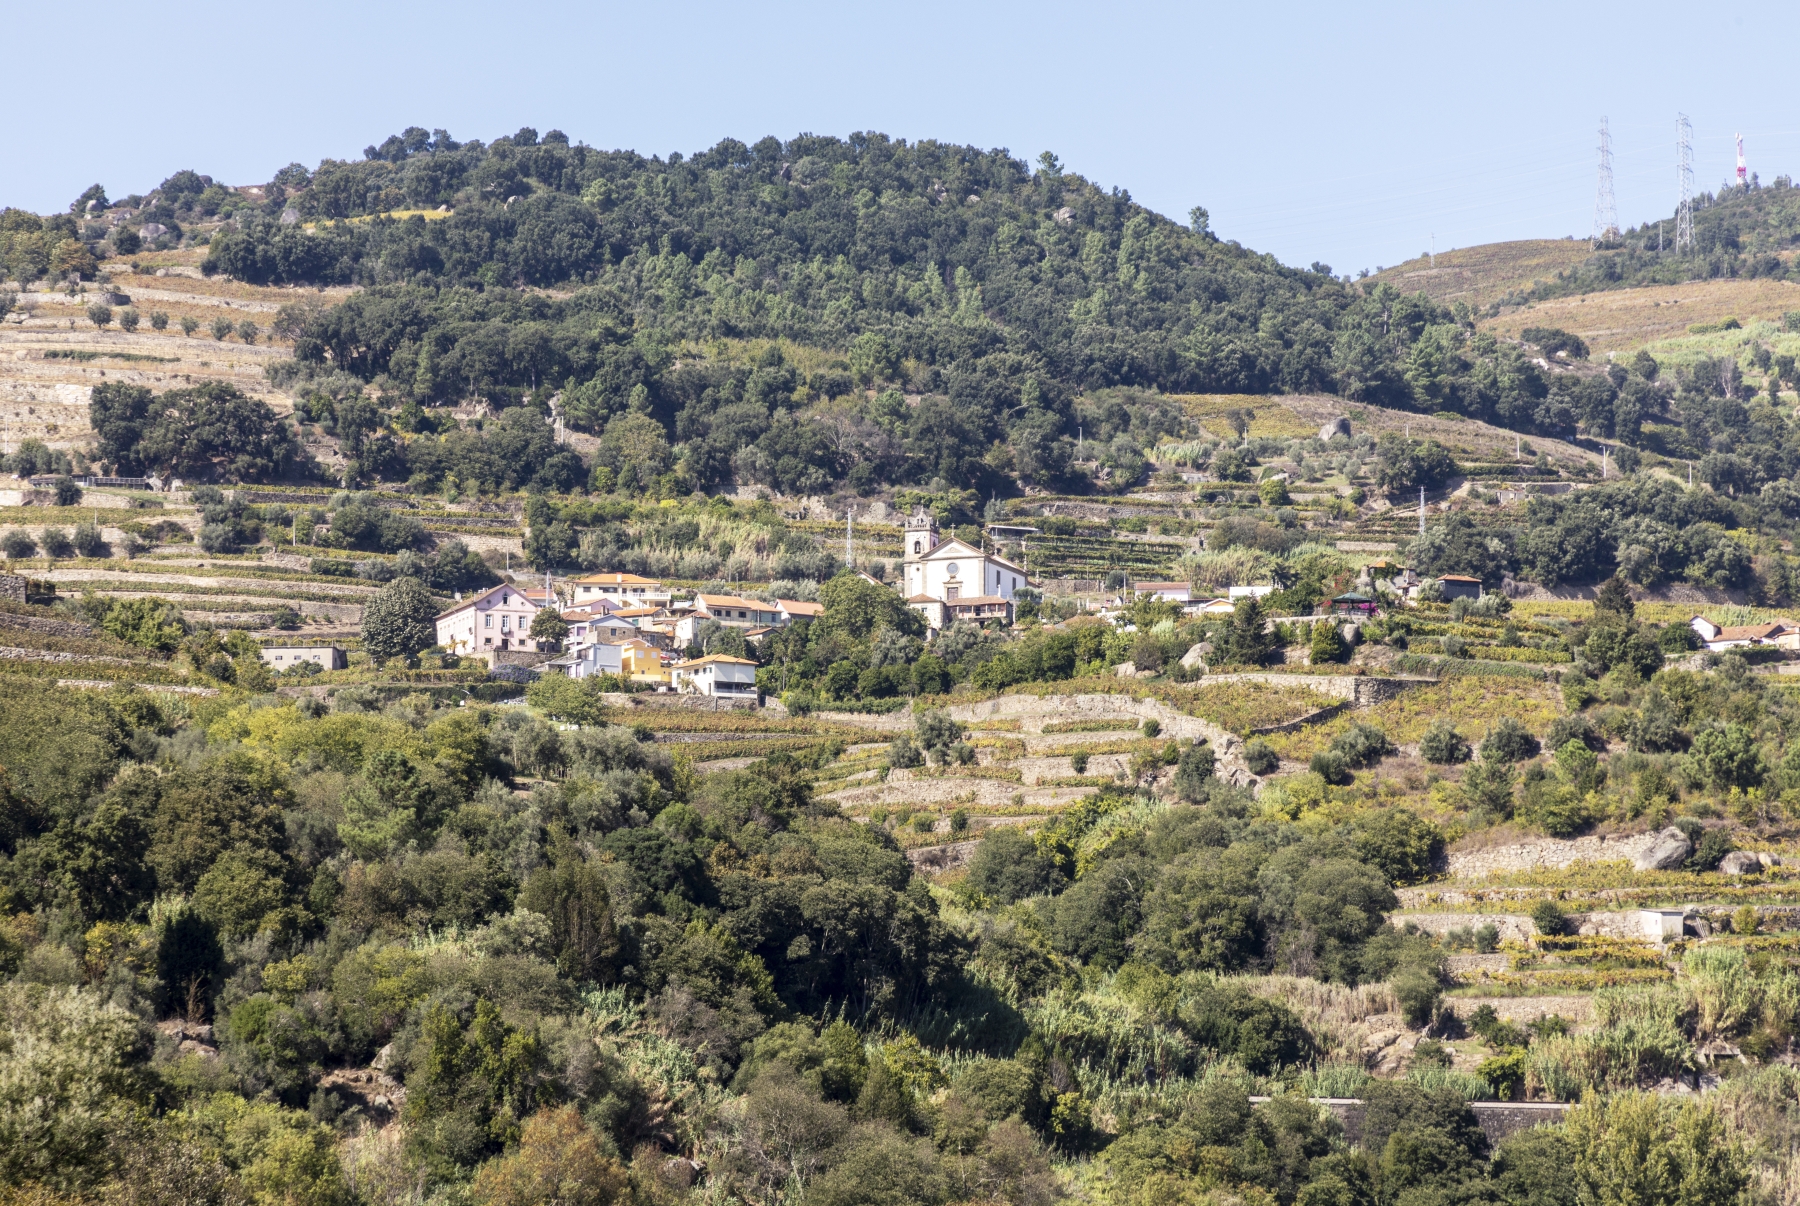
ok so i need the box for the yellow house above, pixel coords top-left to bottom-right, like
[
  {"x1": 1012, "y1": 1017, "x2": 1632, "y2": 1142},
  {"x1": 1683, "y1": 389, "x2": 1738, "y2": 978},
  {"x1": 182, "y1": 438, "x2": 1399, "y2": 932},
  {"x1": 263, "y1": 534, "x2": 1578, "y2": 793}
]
[{"x1": 616, "y1": 637, "x2": 666, "y2": 682}]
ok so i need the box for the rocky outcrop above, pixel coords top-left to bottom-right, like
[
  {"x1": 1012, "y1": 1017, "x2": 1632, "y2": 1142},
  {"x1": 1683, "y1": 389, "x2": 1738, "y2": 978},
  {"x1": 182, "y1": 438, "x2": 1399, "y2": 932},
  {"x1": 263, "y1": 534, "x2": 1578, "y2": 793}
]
[
  {"x1": 157, "y1": 1019, "x2": 218, "y2": 1060},
  {"x1": 907, "y1": 840, "x2": 979, "y2": 873},
  {"x1": 1718, "y1": 851, "x2": 1784, "y2": 875},
  {"x1": 1633, "y1": 827, "x2": 1693, "y2": 871}
]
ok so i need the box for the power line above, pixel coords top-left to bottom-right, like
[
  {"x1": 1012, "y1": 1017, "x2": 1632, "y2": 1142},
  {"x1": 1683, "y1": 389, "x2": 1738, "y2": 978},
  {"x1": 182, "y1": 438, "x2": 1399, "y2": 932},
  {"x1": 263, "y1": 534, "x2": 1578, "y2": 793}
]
[
  {"x1": 1593, "y1": 117, "x2": 1618, "y2": 247},
  {"x1": 1675, "y1": 113, "x2": 1695, "y2": 255}
]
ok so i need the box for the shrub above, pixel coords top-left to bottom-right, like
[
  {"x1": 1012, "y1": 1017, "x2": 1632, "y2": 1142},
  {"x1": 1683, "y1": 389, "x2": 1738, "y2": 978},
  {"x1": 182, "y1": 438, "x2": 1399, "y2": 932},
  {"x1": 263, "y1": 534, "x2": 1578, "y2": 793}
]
[
  {"x1": 1309, "y1": 748, "x2": 1350, "y2": 785},
  {"x1": 197, "y1": 523, "x2": 238, "y2": 554},
  {"x1": 52, "y1": 476, "x2": 81, "y2": 506},
  {"x1": 179, "y1": 315, "x2": 199, "y2": 336},
  {"x1": 148, "y1": 310, "x2": 169, "y2": 331},
  {"x1": 1391, "y1": 967, "x2": 1442, "y2": 1026},
  {"x1": 87, "y1": 303, "x2": 112, "y2": 329},
  {"x1": 1171, "y1": 741, "x2": 1216, "y2": 801},
  {"x1": 1324, "y1": 721, "x2": 1391, "y2": 770},
  {"x1": 1069, "y1": 752, "x2": 1089, "y2": 774},
  {"x1": 1419, "y1": 720, "x2": 1471, "y2": 764},
  {"x1": 1241, "y1": 739, "x2": 1280, "y2": 775},
  {"x1": 38, "y1": 528, "x2": 72, "y2": 559},
  {"x1": 1481, "y1": 717, "x2": 1540, "y2": 763},
  {"x1": 1, "y1": 530, "x2": 36, "y2": 559},
  {"x1": 70, "y1": 523, "x2": 106, "y2": 558},
  {"x1": 211, "y1": 317, "x2": 233, "y2": 341},
  {"x1": 1141, "y1": 718, "x2": 1161, "y2": 739},
  {"x1": 888, "y1": 735, "x2": 923, "y2": 769},
  {"x1": 1531, "y1": 900, "x2": 1567, "y2": 937},
  {"x1": 1686, "y1": 828, "x2": 1734, "y2": 872},
  {"x1": 1309, "y1": 621, "x2": 1346, "y2": 664}
]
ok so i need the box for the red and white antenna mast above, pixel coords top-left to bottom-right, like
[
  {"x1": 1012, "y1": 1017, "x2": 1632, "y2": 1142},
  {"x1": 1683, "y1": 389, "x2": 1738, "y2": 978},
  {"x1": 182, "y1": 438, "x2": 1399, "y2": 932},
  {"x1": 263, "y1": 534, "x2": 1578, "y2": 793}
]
[{"x1": 1737, "y1": 133, "x2": 1748, "y2": 189}]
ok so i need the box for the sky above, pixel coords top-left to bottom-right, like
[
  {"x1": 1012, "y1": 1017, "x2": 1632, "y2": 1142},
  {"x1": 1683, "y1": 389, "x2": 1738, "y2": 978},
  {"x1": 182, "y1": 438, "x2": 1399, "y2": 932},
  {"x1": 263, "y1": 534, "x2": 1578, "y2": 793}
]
[{"x1": 5, "y1": 0, "x2": 1800, "y2": 276}]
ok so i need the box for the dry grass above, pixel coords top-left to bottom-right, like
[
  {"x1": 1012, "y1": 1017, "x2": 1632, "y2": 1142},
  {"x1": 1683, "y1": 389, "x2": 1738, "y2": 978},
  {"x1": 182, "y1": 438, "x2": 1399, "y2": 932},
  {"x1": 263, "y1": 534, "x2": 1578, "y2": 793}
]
[
  {"x1": 1482, "y1": 277, "x2": 1800, "y2": 355},
  {"x1": 1373, "y1": 240, "x2": 1595, "y2": 310},
  {"x1": 1168, "y1": 394, "x2": 1320, "y2": 440},
  {"x1": 1261, "y1": 677, "x2": 1562, "y2": 761},
  {"x1": 1240, "y1": 974, "x2": 1401, "y2": 1064},
  {"x1": 1277, "y1": 394, "x2": 1600, "y2": 470},
  {"x1": 1182, "y1": 681, "x2": 1342, "y2": 736}
]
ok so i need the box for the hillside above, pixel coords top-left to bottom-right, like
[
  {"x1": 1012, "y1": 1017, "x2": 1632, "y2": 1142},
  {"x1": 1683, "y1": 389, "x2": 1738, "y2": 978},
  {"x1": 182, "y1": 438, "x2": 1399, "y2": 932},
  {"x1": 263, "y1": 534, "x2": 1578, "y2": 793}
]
[
  {"x1": 1370, "y1": 239, "x2": 1594, "y2": 310},
  {"x1": 9, "y1": 127, "x2": 1800, "y2": 1206}
]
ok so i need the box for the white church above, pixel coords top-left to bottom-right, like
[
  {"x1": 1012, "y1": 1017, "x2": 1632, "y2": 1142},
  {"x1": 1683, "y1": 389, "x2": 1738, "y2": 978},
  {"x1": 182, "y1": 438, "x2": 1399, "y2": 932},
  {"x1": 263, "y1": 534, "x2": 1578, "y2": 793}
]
[{"x1": 901, "y1": 510, "x2": 1030, "y2": 629}]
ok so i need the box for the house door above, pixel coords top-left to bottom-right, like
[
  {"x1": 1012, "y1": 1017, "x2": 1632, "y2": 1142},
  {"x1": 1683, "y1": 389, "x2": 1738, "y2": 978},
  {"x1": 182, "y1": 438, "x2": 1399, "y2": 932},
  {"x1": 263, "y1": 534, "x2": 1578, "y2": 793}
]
[{"x1": 945, "y1": 586, "x2": 960, "y2": 601}]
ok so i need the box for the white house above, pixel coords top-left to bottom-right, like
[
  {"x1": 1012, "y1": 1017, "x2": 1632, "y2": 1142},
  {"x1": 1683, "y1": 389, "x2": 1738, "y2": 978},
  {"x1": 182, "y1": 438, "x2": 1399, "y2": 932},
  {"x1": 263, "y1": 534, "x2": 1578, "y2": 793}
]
[
  {"x1": 260, "y1": 645, "x2": 346, "y2": 671},
  {"x1": 1135, "y1": 582, "x2": 1192, "y2": 603},
  {"x1": 569, "y1": 572, "x2": 671, "y2": 608},
  {"x1": 900, "y1": 511, "x2": 1030, "y2": 623},
  {"x1": 1227, "y1": 585, "x2": 1274, "y2": 600},
  {"x1": 671, "y1": 654, "x2": 759, "y2": 697},
  {"x1": 1690, "y1": 615, "x2": 1800, "y2": 651},
  {"x1": 435, "y1": 583, "x2": 545, "y2": 654}
]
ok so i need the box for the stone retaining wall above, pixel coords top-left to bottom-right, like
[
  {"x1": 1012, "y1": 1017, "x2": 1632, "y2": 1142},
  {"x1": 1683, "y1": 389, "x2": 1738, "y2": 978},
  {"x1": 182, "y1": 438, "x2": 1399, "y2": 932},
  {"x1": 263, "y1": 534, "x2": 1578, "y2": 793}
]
[
  {"x1": 1197, "y1": 672, "x2": 1432, "y2": 707},
  {"x1": 0, "y1": 610, "x2": 96, "y2": 639},
  {"x1": 1250, "y1": 700, "x2": 1352, "y2": 735},
  {"x1": 1445, "y1": 832, "x2": 1663, "y2": 877},
  {"x1": 599, "y1": 692, "x2": 761, "y2": 712}
]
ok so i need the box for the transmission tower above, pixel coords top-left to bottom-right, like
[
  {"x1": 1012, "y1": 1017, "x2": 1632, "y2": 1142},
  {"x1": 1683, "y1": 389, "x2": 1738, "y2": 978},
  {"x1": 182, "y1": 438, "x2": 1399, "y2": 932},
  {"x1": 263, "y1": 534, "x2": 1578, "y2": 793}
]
[
  {"x1": 1675, "y1": 114, "x2": 1695, "y2": 255},
  {"x1": 1593, "y1": 117, "x2": 1618, "y2": 247}
]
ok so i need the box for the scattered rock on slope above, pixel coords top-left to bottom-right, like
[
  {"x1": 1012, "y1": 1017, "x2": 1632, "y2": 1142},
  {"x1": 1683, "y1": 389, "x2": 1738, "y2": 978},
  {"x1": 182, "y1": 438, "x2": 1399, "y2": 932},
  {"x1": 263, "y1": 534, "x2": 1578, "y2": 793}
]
[{"x1": 1632, "y1": 827, "x2": 1693, "y2": 872}]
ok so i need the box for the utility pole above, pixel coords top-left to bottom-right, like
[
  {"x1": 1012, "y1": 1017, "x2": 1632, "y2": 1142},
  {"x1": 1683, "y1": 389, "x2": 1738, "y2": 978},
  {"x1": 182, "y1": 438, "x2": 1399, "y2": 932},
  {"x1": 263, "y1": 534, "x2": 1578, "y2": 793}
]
[
  {"x1": 1593, "y1": 117, "x2": 1618, "y2": 247},
  {"x1": 1418, "y1": 486, "x2": 1426, "y2": 536},
  {"x1": 1676, "y1": 114, "x2": 1695, "y2": 255}
]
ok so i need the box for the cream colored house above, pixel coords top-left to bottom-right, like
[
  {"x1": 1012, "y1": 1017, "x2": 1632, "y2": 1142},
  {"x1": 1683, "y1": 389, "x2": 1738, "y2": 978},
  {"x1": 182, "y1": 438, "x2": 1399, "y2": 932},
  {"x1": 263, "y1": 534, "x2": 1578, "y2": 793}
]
[
  {"x1": 435, "y1": 584, "x2": 545, "y2": 654},
  {"x1": 570, "y1": 572, "x2": 671, "y2": 608}
]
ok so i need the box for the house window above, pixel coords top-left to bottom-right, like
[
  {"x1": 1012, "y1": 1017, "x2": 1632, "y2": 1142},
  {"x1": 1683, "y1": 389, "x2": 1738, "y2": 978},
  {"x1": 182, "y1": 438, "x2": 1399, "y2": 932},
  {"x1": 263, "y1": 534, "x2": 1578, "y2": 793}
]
[
  {"x1": 500, "y1": 616, "x2": 510, "y2": 631},
  {"x1": 913, "y1": 541, "x2": 921, "y2": 554},
  {"x1": 485, "y1": 615, "x2": 493, "y2": 628}
]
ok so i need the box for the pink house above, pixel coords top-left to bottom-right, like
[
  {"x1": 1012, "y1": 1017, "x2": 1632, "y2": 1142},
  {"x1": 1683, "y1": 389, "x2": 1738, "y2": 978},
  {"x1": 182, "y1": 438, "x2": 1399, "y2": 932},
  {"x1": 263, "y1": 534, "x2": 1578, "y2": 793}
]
[{"x1": 435, "y1": 583, "x2": 546, "y2": 654}]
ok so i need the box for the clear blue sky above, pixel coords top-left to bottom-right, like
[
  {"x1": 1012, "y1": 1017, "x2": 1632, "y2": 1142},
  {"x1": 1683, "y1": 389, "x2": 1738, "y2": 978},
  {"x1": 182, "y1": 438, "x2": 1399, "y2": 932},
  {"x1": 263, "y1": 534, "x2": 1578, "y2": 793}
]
[{"x1": 6, "y1": 0, "x2": 1798, "y2": 276}]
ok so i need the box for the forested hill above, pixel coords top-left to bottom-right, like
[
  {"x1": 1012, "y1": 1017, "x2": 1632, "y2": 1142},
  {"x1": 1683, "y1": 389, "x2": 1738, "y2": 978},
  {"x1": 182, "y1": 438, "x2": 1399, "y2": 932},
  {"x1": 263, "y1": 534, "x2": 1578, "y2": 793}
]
[
  {"x1": 183, "y1": 129, "x2": 1571, "y2": 445},
  {"x1": 207, "y1": 128, "x2": 1352, "y2": 400}
]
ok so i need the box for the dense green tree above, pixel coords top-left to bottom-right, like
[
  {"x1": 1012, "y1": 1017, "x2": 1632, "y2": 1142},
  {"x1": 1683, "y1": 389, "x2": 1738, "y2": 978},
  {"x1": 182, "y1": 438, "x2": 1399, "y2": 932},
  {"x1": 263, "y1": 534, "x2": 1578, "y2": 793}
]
[
  {"x1": 965, "y1": 827, "x2": 1064, "y2": 903},
  {"x1": 134, "y1": 382, "x2": 299, "y2": 481},
  {"x1": 361, "y1": 575, "x2": 438, "y2": 665}
]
